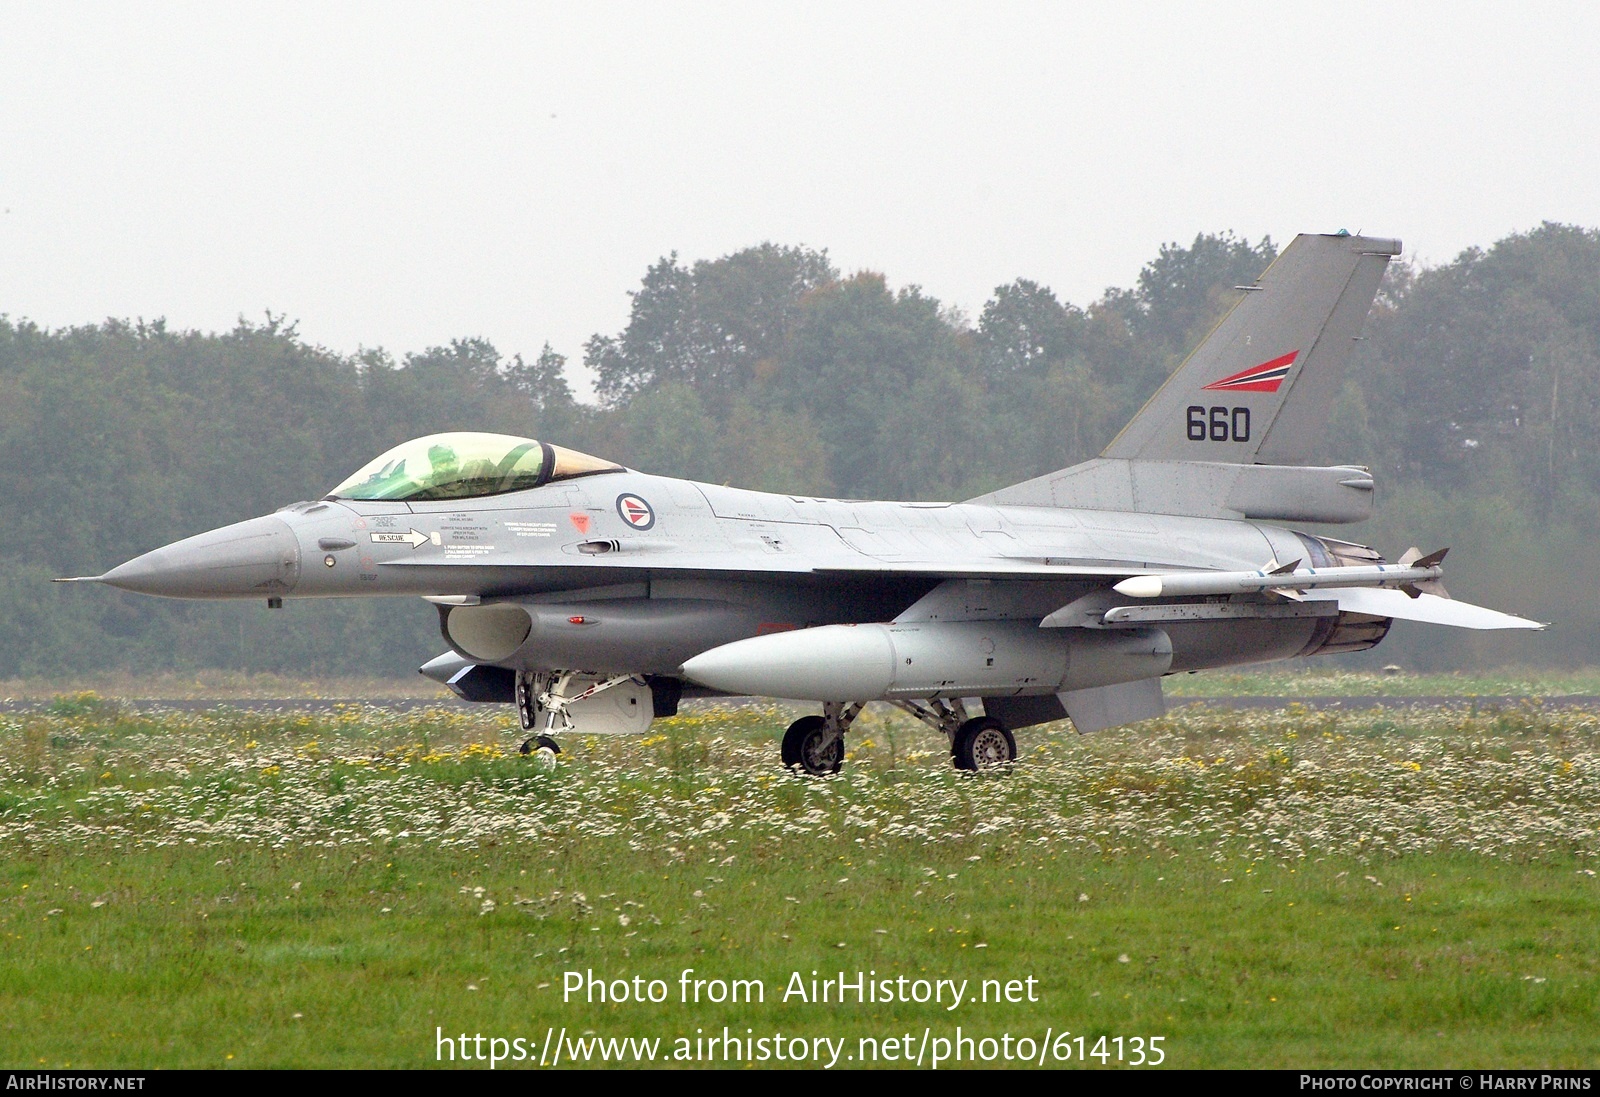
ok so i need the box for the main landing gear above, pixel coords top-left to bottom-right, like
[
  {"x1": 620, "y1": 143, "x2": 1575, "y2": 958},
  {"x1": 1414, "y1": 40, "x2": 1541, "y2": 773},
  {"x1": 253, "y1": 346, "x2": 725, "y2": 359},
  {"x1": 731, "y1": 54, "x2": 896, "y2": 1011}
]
[
  {"x1": 782, "y1": 698, "x2": 1017, "y2": 776},
  {"x1": 782, "y1": 702, "x2": 860, "y2": 776},
  {"x1": 950, "y1": 716, "x2": 1017, "y2": 771},
  {"x1": 892, "y1": 699, "x2": 1017, "y2": 772}
]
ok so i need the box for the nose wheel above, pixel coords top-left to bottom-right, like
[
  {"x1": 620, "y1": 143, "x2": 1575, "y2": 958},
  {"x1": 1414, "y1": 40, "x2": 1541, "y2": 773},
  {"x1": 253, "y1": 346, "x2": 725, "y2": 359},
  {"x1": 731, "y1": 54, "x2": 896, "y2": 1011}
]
[{"x1": 519, "y1": 735, "x2": 562, "y2": 756}]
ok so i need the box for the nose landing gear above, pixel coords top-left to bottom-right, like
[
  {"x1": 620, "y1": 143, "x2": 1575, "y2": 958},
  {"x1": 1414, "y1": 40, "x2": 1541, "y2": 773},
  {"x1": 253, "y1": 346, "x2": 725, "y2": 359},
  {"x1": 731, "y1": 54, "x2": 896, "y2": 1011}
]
[
  {"x1": 518, "y1": 735, "x2": 562, "y2": 756},
  {"x1": 513, "y1": 669, "x2": 646, "y2": 758},
  {"x1": 515, "y1": 671, "x2": 587, "y2": 760},
  {"x1": 514, "y1": 673, "x2": 561, "y2": 763}
]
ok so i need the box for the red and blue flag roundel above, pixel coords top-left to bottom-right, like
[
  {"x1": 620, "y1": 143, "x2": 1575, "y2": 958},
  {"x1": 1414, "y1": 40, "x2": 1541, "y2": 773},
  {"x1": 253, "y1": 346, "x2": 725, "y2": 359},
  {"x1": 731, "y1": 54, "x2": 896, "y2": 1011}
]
[
  {"x1": 615, "y1": 493, "x2": 656, "y2": 530},
  {"x1": 1201, "y1": 350, "x2": 1298, "y2": 393}
]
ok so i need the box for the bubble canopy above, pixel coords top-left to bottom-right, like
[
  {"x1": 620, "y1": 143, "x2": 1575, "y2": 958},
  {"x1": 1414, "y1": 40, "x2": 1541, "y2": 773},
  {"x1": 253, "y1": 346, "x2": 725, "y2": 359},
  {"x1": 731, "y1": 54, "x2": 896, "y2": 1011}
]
[{"x1": 328, "y1": 432, "x2": 623, "y2": 502}]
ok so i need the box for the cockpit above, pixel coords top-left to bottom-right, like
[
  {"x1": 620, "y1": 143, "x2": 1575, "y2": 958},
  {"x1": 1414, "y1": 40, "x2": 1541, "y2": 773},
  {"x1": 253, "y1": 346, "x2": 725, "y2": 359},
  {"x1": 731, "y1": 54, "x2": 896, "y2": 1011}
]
[{"x1": 328, "y1": 432, "x2": 624, "y2": 502}]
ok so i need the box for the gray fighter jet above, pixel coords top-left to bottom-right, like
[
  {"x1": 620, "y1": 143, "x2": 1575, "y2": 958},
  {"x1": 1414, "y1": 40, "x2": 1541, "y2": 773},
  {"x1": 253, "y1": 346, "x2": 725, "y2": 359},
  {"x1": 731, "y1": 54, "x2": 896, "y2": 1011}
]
[{"x1": 62, "y1": 233, "x2": 1541, "y2": 774}]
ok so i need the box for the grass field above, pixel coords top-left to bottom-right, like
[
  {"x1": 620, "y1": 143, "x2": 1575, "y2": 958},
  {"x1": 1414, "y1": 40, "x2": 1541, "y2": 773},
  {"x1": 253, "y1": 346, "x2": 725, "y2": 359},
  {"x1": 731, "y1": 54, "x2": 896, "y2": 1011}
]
[
  {"x1": 1164, "y1": 667, "x2": 1600, "y2": 697},
  {"x1": 3, "y1": 694, "x2": 1598, "y2": 1069},
  {"x1": 0, "y1": 670, "x2": 452, "y2": 701}
]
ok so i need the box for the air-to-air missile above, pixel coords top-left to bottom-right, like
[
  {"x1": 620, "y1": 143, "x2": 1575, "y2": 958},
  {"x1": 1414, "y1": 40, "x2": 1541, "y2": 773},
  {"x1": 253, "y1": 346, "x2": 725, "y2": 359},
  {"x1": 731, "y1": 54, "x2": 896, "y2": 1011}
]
[{"x1": 1111, "y1": 548, "x2": 1448, "y2": 600}]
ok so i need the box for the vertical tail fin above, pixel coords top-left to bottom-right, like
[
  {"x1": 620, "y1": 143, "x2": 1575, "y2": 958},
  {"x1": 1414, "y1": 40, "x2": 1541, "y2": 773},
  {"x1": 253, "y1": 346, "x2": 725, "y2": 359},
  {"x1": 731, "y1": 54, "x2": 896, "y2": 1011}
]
[{"x1": 1101, "y1": 232, "x2": 1399, "y2": 465}]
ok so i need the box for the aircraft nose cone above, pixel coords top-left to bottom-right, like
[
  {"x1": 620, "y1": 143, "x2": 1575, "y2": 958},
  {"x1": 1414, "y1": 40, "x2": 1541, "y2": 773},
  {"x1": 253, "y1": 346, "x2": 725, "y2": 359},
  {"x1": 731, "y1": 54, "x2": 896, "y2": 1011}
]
[{"x1": 101, "y1": 515, "x2": 302, "y2": 599}]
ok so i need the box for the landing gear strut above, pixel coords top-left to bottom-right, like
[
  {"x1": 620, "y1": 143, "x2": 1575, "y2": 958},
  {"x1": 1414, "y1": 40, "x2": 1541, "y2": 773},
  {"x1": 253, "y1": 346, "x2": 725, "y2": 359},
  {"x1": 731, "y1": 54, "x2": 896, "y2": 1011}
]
[
  {"x1": 782, "y1": 701, "x2": 861, "y2": 776},
  {"x1": 890, "y1": 699, "x2": 1016, "y2": 771},
  {"x1": 514, "y1": 669, "x2": 641, "y2": 756},
  {"x1": 781, "y1": 699, "x2": 1017, "y2": 774}
]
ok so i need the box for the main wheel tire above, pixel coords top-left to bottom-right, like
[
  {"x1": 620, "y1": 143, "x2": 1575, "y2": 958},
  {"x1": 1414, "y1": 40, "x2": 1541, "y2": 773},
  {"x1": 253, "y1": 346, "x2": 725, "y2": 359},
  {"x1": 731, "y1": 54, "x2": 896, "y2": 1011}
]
[
  {"x1": 781, "y1": 715, "x2": 843, "y2": 776},
  {"x1": 952, "y1": 716, "x2": 1017, "y2": 771}
]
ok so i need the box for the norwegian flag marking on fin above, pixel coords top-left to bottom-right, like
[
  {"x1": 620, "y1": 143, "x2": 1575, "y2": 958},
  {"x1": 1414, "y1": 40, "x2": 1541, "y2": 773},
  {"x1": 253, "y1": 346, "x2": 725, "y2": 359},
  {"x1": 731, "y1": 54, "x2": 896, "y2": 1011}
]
[{"x1": 1201, "y1": 350, "x2": 1298, "y2": 393}]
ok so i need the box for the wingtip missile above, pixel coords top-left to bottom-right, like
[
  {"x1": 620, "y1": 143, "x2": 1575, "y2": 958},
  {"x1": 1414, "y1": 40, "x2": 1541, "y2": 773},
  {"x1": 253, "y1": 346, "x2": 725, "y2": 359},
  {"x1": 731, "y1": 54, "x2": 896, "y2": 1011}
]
[{"x1": 1114, "y1": 557, "x2": 1447, "y2": 600}]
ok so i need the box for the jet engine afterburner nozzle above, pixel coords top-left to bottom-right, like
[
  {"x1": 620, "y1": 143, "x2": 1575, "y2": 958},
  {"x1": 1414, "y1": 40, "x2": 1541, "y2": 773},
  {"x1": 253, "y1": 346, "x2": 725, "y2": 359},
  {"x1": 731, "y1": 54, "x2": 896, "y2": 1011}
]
[{"x1": 97, "y1": 515, "x2": 302, "y2": 599}]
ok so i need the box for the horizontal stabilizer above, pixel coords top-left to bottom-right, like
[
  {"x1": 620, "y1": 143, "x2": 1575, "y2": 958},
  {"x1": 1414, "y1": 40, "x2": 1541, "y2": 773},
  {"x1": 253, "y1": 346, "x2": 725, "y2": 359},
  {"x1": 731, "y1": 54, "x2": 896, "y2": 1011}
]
[{"x1": 1312, "y1": 587, "x2": 1543, "y2": 630}]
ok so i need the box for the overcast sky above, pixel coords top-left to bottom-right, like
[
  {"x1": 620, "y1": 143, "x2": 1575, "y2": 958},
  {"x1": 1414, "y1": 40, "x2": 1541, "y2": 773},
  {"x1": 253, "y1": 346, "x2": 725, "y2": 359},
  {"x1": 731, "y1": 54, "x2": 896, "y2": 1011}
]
[{"x1": 3, "y1": 2, "x2": 1597, "y2": 396}]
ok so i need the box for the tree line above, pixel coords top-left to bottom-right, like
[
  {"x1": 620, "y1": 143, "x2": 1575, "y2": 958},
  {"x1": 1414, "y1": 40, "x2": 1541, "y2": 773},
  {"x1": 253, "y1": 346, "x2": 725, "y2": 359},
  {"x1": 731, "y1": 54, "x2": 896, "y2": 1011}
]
[{"x1": 1, "y1": 223, "x2": 1594, "y2": 677}]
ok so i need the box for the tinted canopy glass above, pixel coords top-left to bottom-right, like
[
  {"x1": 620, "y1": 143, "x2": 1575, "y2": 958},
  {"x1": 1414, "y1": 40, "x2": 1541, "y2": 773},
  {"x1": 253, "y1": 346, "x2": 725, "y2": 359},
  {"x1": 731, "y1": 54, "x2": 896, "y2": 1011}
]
[{"x1": 329, "y1": 432, "x2": 622, "y2": 501}]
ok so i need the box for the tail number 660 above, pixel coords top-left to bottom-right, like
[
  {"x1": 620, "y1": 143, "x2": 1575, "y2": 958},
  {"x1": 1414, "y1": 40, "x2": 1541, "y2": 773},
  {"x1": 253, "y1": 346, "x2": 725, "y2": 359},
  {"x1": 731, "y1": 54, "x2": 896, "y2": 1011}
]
[{"x1": 1187, "y1": 405, "x2": 1250, "y2": 442}]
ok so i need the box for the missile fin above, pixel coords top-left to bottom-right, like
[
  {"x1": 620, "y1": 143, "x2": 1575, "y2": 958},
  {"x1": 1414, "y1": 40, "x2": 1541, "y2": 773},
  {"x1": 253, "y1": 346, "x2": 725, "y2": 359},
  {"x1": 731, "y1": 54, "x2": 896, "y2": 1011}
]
[
  {"x1": 1400, "y1": 576, "x2": 1449, "y2": 598},
  {"x1": 1398, "y1": 546, "x2": 1449, "y2": 569},
  {"x1": 1397, "y1": 546, "x2": 1448, "y2": 597}
]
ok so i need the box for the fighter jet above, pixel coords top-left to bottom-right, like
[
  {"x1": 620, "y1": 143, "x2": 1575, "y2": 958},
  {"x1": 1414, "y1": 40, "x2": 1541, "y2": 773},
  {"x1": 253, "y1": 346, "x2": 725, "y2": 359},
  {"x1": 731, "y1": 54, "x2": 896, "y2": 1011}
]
[{"x1": 61, "y1": 233, "x2": 1541, "y2": 774}]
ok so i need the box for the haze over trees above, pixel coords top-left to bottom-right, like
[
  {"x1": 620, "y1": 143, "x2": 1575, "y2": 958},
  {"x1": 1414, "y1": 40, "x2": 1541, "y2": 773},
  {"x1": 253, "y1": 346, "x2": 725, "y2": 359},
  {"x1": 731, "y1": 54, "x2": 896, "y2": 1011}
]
[{"x1": 2, "y1": 224, "x2": 1595, "y2": 678}]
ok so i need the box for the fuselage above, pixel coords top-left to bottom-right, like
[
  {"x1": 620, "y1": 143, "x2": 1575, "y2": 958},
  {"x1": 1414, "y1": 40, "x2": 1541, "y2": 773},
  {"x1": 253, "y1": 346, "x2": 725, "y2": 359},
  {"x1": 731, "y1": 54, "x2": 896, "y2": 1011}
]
[{"x1": 97, "y1": 468, "x2": 1387, "y2": 684}]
